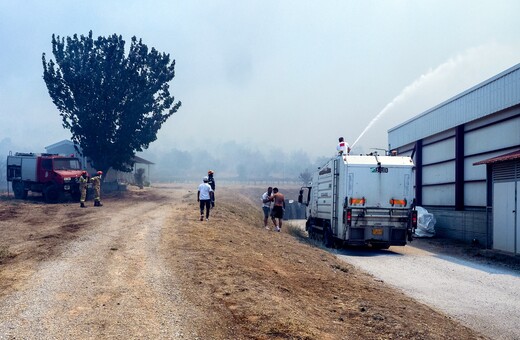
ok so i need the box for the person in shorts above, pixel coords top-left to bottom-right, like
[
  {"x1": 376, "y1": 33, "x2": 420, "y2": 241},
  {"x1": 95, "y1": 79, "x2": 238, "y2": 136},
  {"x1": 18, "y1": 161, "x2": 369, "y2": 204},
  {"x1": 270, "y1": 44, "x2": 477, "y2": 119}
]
[
  {"x1": 261, "y1": 187, "x2": 273, "y2": 229},
  {"x1": 270, "y1": 187, "x2": 285, "y2": 232}
]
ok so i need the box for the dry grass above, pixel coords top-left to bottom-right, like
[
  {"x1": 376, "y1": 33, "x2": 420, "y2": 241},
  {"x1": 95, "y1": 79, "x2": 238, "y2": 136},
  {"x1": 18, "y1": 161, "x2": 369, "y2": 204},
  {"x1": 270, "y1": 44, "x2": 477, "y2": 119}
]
[
  {"x1": 163, "y1": 186, "x2": 485, "y2": 340},
  {"x1": 0, "y1": 246, "x2": 12, "y2": 264},
  {"x1": 0, "y1": 185, "x2": 487, "y2": 339}
]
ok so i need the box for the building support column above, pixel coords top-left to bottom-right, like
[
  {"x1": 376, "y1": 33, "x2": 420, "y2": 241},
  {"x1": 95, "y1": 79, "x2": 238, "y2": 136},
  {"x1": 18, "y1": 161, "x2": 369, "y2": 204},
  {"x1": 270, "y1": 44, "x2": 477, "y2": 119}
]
[
  {"x1": 455, "y1": 125, "x2": 465, "y2": 211},
  {"x1": 415, "y1": 140, "x2": 423, "y2": 206}
]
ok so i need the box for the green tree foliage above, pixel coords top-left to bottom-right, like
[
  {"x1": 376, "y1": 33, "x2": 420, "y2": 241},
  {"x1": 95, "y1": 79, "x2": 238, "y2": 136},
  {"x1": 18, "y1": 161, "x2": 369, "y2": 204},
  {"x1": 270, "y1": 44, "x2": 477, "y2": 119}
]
[{"x1": 42, "y1": 31, "x2": 181, "y2": 174}]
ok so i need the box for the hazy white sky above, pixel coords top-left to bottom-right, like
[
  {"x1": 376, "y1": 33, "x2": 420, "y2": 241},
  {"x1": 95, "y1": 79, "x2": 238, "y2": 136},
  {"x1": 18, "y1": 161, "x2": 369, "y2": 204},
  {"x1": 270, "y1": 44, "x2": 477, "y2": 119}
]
[{"x1": 1, "y1": 0, "x2": 519, "y2": 159}]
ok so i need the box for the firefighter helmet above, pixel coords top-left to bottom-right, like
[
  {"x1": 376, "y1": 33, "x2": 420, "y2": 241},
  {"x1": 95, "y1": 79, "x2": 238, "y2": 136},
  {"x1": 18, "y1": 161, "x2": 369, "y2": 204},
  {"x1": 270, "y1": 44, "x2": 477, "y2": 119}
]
[
  {"x1": 97, "y1": 171, "x2": 103, "y2": 175},
  {"x1": 208, "y1": 170, "x2": 214, "y2": 174}
]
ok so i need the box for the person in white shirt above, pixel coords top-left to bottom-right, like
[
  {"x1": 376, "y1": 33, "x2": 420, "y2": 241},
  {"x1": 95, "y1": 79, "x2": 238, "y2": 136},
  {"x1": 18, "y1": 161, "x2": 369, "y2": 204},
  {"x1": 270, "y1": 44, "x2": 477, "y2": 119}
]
[
  {"x1": 261, "y1": 187, "x2": 273, "y2": 229},
  {"x1": 197, "y1": 176, "x2": 214, "y2": 221},
  {"x1": 336, "y1": 137, "x2": 351, "y2": 156}
]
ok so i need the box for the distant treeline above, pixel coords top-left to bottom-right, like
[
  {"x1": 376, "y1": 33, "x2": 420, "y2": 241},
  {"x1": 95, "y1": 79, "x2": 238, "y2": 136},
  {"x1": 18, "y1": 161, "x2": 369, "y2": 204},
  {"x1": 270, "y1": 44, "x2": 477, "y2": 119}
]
[
  {"x1": 0, "y1": 138, "x2": 368, "y2": 188},
  {"x1": 142, "y1": 142, "x2": 330, "y2": 184}
]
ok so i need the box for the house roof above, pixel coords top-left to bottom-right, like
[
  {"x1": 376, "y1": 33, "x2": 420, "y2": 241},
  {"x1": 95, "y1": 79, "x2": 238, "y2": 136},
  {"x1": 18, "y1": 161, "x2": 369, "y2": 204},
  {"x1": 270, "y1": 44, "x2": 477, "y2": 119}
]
[
  {"x1": 473, "y1": 149, "x2": 520, "y2": 165},
  {"x1": 133, "y1": 155, "x2": 155, "y2": 165},
  {"x1": 45, "y1": 139, "x2": 74, "y2": 150}
]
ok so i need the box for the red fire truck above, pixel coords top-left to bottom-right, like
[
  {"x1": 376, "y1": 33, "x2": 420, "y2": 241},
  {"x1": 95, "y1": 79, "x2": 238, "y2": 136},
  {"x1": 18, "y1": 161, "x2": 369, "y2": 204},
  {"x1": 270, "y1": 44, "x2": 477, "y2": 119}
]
[{"x1": 6, "y1": 152, "x2": 84, "y2": 202}]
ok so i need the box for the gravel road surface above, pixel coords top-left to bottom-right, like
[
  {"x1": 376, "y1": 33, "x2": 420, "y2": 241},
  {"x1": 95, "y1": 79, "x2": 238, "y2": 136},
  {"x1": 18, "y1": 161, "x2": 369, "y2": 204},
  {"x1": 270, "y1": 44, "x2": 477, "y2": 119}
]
[{"x1": 336, "y1": 242, "x2": 520, "y2": 340}]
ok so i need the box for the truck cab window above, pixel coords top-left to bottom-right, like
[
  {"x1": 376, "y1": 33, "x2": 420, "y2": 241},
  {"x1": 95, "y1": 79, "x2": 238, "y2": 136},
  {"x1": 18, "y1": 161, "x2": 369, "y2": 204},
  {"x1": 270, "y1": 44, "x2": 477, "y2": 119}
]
[
  {"x1": 54, "y1": 159, "x2": 81, "y2": 170},
  {"x1": 42, "y1": 159, "x2": 52, "y2": 170}
]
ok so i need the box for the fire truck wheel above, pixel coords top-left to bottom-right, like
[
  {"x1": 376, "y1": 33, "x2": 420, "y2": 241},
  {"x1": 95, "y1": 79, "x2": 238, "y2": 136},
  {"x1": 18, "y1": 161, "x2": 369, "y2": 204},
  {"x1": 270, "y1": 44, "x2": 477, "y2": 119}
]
[
  {"x1": 44, "y1": 185, "x2": 61, "y2": 203},
  {"x1": 71, "y1": 191, "x2": 81, "y2": 202},
  {"x1": 12, "y1": 181, "x2": 28, "y2": 199}
]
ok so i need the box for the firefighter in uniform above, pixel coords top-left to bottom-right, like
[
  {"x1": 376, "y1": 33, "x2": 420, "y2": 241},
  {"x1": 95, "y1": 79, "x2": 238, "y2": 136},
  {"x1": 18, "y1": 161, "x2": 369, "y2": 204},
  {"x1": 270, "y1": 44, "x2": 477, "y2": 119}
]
[
  {"x1": 90, "y1": 170, "x2": 103, "y2": 207},
  {"x1": 79, "y1": 170, "x2": 89, "y2": 208}
]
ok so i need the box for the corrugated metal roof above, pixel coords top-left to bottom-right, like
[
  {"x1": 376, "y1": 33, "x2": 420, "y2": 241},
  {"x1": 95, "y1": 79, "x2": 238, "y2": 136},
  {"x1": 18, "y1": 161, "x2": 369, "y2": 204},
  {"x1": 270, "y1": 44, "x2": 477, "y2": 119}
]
[
  {"x1": 389, "y1": 63, "x2": 520, "y2": 148},
  {"x1": 473, "y1": 149, "x2": 520, "y2": 165}
]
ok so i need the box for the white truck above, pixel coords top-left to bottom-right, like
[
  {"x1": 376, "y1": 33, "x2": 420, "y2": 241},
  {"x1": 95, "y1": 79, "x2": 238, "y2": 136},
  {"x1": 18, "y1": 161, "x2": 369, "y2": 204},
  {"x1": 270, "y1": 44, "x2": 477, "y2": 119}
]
[{"x1": 298, "y1": 153, "x2": 417, "y2": 249}]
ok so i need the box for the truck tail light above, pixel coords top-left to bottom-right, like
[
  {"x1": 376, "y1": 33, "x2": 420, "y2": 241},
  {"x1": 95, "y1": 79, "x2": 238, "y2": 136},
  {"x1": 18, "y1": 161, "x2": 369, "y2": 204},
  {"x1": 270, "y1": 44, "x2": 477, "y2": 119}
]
[
  {"x1": 411, "y1": 210, "x2": 418, "y2": 229},
  {"x1": 346, "y1": 208, "x2": 352, "y2": 226},
  {"x1": 349, "y1": 197, "x2": 366, "y2": 206},
  {"x1": 389, "y1": 198, "x2": 407, "y2": 206}
]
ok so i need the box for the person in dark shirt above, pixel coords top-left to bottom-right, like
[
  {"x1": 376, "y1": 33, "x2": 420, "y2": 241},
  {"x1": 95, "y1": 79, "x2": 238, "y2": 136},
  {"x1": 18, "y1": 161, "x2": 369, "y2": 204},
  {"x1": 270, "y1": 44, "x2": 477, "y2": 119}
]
[{"x1": 207, "y1": 170, "x2": 216, "y2": 207}]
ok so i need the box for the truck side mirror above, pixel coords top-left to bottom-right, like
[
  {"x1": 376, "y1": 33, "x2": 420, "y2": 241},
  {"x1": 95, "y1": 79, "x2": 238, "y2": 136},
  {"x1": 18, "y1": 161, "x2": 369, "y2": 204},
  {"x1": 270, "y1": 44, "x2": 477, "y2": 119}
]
[{"x1": 298, "y1": 189, "x2": 303, "y2": 204}]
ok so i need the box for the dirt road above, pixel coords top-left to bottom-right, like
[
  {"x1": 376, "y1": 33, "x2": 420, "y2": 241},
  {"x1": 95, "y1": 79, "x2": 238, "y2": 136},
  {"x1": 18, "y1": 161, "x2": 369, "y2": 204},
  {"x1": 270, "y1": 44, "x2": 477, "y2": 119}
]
[
  {"x1": 0, "y1": 187, "x2": 198, "y2": 338},
  {"x1": 0, "y1": 185, "x2": 485, "y2": 339}
]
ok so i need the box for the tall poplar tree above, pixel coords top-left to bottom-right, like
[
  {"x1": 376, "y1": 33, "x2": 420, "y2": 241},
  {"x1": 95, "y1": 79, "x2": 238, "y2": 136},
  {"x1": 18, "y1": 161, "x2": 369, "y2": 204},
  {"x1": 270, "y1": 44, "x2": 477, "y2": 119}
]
[{"x1": 42, "y1": 31, "x2": 181, "y2": 174}]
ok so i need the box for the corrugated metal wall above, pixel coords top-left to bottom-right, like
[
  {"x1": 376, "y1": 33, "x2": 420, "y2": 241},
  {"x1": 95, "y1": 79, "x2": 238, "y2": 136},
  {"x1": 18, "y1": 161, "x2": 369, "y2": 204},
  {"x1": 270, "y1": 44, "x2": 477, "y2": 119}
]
[
  {"x1": 397, "y1": 109, "x2": 520, "y2": 208},
  {"x1": 387, "y1": 64, "x2": 520, "y2": 246}
]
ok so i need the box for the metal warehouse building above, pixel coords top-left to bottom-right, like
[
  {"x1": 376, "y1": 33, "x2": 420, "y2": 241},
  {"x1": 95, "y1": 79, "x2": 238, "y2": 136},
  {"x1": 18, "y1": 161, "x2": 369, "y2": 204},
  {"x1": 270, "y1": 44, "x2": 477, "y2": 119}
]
[{"x1": 388, "y1": 63, "x2": 520, "y2": 254}]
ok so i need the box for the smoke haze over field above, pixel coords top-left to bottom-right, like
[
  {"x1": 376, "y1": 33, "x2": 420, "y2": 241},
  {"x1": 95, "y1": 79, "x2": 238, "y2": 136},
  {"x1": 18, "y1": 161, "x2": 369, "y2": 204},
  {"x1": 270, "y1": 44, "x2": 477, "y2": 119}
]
[{"x1": 1, "y1": 1, "x2": 520, "y2": 167}]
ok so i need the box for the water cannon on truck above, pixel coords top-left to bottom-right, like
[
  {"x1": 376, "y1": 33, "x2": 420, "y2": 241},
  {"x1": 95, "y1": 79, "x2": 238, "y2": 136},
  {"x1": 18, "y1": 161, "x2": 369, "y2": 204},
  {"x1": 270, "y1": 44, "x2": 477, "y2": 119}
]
[
  {"x1": 6, "y1": 152, "x2": 84, "y2": 202},
  {"x1": 298, "y1": 152, "x2": 417, "y2": 249}
]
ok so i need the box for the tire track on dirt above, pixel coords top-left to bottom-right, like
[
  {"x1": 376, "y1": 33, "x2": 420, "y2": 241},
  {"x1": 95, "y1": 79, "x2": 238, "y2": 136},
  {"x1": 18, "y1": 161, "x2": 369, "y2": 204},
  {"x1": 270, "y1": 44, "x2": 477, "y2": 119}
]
[{"x1": 0, "y1": 194, "x2": 197, "y2": 339}]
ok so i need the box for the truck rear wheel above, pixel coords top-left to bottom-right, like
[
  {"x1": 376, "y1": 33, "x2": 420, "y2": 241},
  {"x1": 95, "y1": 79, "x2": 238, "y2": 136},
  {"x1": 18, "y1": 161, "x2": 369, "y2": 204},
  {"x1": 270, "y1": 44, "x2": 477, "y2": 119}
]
[
  {"x1": 12, "y1": 181, "x2": 28, "y2": 199},
  {"x1": 323, "y1": 226, "x2": 334, "y2": 248},
  {"x1": 307, "y1": 225, "x2": 318, "y2": 240}
]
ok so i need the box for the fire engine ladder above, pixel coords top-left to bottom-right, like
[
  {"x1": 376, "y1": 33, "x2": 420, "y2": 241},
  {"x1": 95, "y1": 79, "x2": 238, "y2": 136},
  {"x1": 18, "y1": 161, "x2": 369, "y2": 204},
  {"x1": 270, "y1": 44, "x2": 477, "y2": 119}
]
[{"x1": 332, "y1": 157, "x2": 340, "y2": 234}]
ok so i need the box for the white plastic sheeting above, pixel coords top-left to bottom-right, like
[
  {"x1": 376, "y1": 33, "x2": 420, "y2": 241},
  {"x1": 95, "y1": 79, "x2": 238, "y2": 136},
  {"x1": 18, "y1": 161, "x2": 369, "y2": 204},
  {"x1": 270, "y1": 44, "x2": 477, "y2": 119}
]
[{"x1": 414, "y1": 206, "x2": 436, "y2": 237}]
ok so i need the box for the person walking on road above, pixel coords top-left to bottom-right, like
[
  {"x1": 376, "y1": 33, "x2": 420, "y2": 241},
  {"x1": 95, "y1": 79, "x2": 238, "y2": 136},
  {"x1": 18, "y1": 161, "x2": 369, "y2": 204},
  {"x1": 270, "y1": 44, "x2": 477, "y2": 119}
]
[
  {"x1": 79, "y1": 170, "x2": 89, "y2": 208},
  {"x1": 270, "y1": 187, "x2": 285, "y2": 232},
  {"x1": 90, "y1": 171, "x2": 103, "y2": 207},
  {"x1": 261, "y1": 187, "x2": 273, "y2": 229},
  {"x1": 207, "y1": 170, "x2": 216, "y2": 208},
  {"x1": 197, "y1": 176, "x2": 214, "y2": 221}
]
